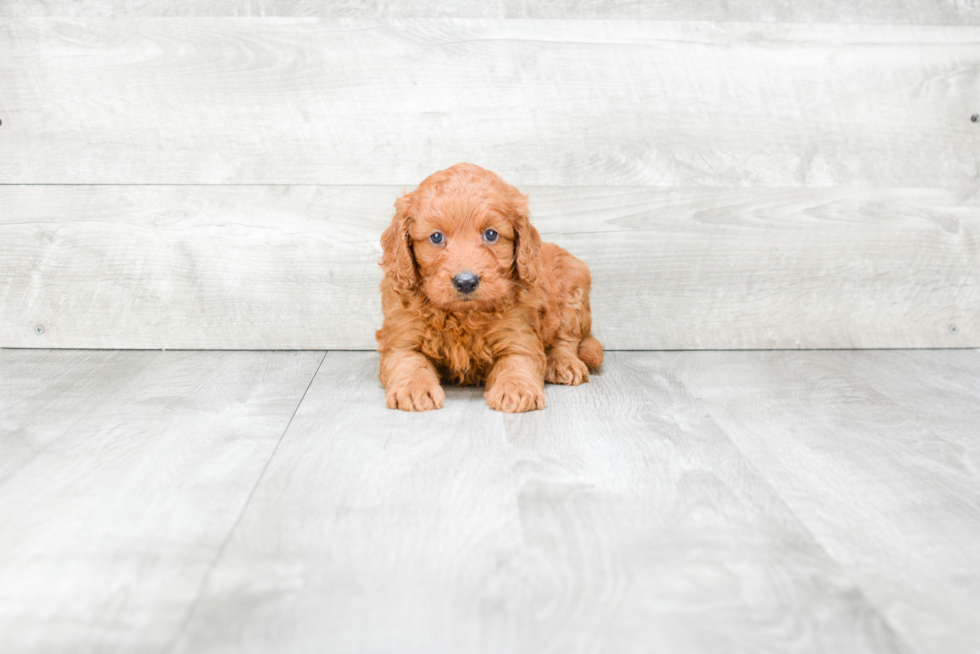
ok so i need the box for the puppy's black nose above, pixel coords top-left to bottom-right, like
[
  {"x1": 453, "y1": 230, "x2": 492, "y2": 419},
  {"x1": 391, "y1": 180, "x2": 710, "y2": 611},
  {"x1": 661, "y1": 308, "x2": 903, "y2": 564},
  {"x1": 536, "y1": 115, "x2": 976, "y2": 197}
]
[{"x1": 453, "y1": 272, "x2": 480, "y2": 294}]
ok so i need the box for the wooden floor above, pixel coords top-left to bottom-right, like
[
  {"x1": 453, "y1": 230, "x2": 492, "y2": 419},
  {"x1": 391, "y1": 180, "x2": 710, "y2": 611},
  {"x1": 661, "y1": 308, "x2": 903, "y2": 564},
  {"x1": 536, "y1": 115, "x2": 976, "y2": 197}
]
[{"x1": 1, "y1": 349, "x2": 978, "y2": 654}]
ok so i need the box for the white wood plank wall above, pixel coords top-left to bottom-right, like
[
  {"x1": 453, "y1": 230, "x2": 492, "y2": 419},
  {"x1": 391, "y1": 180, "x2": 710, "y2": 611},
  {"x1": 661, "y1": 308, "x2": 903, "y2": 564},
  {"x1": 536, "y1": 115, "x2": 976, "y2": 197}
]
[
  {"x1": 3, "y1": 1, "x2": 979, "y2": 23},
  {"x1": 1, "y1": 4, "x2": 977, "y2": 349}
]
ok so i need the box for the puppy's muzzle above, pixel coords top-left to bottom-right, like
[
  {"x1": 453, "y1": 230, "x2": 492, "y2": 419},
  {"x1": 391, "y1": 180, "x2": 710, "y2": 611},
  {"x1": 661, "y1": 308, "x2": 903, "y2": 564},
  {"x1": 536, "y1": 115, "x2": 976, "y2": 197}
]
[{"x1": 453, "y1": 272, "x2": 480, "y2": 294}]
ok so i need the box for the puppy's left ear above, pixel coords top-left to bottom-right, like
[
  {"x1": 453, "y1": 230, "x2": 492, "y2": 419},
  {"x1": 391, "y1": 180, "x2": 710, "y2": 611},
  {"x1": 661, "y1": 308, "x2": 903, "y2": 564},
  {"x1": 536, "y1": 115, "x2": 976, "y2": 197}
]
[{"x1": 511, "y1": 194, "x2": 542, "y2": 285}]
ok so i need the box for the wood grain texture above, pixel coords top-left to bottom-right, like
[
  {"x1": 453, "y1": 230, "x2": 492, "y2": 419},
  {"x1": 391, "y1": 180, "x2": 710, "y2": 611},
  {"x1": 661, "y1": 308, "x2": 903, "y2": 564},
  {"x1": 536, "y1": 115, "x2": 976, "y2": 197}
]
[
  {"x1": 669, "y1": 349, "x2": 980, "y2": 654},
  {"x1": 2, "y1": 185, "x2": 976, "y2": 349},
  {"x1": 0, "y1": 350, "x2": 147, "y2": 483},
  {"x1": 0, "y1": 185, "x2": 390, "y2": 350},
  {"x1": 3, "y1": 0, "x2": 979, "y2": 24},
  {"x1": 0, "y1": 349, "x2": 323, "y2": 654},
  {"x1": 1, "y1": 19, "x2": 978, "y2": 187},
  {"x1": 170, "y1": 351, "x2": 526, "y2": 654},
  {"x1": 169, "y1": 351, "x2": 911, "y2": 654}
]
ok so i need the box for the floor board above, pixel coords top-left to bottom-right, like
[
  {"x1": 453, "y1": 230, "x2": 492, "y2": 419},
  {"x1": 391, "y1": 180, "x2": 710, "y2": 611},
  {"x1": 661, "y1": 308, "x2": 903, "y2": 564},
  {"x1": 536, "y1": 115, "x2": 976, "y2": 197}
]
[
  {"x1": 0, "y1": 349, "x2": 323, "y2": 654},
  {"x1": 493, "y1": 353, "x2": 910, "y2": 654},
  {"x1": 1, "y1": 349, "x2": 977, "y2": 653},
  {"x1": 171, "y1": 352, "x2": 909, "y2": 654},
  {"x1": 169, "y1": 352, "x2": 526, "y2": 654},
  {"x1": 669, "y1": 350, "x2": 980, "y2": 654}
]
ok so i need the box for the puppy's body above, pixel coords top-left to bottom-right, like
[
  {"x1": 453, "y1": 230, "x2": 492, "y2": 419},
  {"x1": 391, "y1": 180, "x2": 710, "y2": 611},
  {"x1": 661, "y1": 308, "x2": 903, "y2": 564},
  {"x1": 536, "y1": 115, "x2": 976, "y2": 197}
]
[
  {"x1": 377, "y1": 163, "x2": 602, "y2": 412},
  {"x1": 380, "y1": 242, "x2": 601, "y2": 387}
]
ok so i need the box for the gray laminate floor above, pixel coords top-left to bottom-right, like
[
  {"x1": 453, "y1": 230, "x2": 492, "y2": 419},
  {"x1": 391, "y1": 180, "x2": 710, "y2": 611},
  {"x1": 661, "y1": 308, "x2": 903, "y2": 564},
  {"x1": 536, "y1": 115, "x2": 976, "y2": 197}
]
[{"x1": 0, "y1": 349, "x2": 977, "y2": 654}]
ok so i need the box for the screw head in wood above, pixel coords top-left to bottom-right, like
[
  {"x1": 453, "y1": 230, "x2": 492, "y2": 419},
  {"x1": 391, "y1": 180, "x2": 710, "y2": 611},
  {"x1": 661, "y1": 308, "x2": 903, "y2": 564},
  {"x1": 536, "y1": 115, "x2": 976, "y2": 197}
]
[
  {"x1": 949, "y1": 324, "x2": 959, "y2": 334},
  {"x1": 34, "y1": 325, "x2": 44, "y2": 335},
  {"x1": 973, "y1": 115, "x2": 979, "y2": 123}
]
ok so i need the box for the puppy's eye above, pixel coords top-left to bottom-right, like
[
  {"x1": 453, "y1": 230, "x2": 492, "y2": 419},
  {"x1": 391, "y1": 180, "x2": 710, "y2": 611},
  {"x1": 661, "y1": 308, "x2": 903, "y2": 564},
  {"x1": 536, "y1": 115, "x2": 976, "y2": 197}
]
[
  {"x1": 429, "y1": 232, "x2": 444, "y2": 245},
  {"x1": 484, "y1": 229, "x2": 498, "y2": 243}
]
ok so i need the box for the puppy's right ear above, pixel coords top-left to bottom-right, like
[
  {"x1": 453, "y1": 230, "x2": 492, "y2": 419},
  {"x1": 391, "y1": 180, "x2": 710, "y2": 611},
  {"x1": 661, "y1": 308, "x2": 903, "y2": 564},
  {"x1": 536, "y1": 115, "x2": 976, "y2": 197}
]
[
  {"x1": 380, "y1": 193, "x2": 418, "y2": 289},
  {"x1": 510, "y1": 194, "x2": 542, "y2": 286}
]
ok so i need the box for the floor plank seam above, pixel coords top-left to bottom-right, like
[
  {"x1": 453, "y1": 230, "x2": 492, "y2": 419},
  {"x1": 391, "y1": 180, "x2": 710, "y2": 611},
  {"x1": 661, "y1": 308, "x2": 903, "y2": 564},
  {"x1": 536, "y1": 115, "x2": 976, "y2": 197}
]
[
  {"x1": 678, "y1": 379, "x2": 918, "y2": 652},
  {"x1": 159, "y1": 350, "x2": 328, "y2": 654}
]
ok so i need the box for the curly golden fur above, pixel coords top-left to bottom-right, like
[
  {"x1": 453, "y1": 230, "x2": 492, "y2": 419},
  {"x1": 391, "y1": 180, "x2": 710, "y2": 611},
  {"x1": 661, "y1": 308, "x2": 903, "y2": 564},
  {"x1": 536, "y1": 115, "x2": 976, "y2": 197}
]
[{"x1": 376, "y1": 163, "x2": 603, "y2": 412}]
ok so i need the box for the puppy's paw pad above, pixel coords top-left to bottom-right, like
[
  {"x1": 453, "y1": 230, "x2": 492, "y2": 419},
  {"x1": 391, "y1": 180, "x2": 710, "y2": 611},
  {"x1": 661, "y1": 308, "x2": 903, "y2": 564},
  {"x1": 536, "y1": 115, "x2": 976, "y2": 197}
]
[
  {"x1": 386, "y1": 381, "x2": 445, "y2": 412},
  {"x1": 545, "y1": 355, "x2": 589, "y2": 386},
  {"x1": 485, "y1": 379, "x2": 545, "y2": 413}
]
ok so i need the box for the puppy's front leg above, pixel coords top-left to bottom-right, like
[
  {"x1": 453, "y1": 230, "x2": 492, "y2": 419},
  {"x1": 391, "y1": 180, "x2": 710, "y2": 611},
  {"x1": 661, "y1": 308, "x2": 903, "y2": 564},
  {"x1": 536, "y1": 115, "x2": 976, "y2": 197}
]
[
  {"x1": 485, "y1": 351, "x2": 547, "y2": 413},
  {"x1": 380, "y1": 349, "x2": 445, "y2": 412}
]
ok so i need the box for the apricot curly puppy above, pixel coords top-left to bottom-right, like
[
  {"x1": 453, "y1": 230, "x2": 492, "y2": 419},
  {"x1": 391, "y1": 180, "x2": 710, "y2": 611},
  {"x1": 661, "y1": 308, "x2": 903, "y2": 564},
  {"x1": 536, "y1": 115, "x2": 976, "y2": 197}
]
[{"x1": 376, "y1": 163, "x2": 603, "y2": 413}]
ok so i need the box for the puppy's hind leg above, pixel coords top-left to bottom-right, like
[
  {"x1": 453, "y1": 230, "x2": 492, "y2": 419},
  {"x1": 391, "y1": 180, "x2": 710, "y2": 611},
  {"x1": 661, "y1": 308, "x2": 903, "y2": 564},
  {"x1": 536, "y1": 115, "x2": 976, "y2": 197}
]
[
  {"x1": 545, "y1": 340, "x2": 590, "y2": 386},
  {"x1": 577, "y1": 334, "x2": 603, "y2": 370},
  {"x1": 546, "y1": 277, "x2": 601, "y2": 384}
]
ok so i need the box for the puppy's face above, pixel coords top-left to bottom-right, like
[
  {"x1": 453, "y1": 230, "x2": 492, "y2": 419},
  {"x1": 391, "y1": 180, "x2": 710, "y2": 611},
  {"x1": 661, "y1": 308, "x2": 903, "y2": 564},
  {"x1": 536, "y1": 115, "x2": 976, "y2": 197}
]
[
  {"x1": 381, "y1": 163, "x2": 541, "y2": 312},
  {"x1": 409, "y1": 192, "x2": 518, "y2": 311}
]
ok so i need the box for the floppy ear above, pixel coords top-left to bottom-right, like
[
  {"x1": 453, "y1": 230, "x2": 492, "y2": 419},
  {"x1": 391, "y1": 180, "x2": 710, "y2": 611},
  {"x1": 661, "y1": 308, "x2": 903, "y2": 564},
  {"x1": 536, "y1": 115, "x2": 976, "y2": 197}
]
[
  {"x1": 511, "y1": 194, "x2": 542, "y2": 285},
  {"x1": 380, "y1": 193, "x2": 418, "y2": 289}
]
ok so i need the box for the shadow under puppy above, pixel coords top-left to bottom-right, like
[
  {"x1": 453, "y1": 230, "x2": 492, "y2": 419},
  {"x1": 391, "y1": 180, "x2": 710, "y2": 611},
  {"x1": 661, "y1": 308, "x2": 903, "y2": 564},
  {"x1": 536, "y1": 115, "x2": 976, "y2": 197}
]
[{"x1": 376, "y1": 163, "x2": 603, "y2": 412}]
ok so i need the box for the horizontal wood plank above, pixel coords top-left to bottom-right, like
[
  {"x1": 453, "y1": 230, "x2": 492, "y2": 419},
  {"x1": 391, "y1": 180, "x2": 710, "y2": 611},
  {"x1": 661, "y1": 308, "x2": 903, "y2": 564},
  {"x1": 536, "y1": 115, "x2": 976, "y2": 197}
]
[
  {"x1": 3, "y1": 0, "x2": 979, "y2": 24},
  {"x1": 2, "y1": 185, "x2": 976, "y2": 349},
  {"x1": 0, "y1": 185, "x2": 388, "y2": 350},
  {"x1": 0, "y1": 349, "x2": 323, "y2": 654},
  {"x1": 1, "y1": 19, "x2": 978, "y2": 186},
  {"x1": 169, "y1": 351, "x2": 909, "y2": 653}
]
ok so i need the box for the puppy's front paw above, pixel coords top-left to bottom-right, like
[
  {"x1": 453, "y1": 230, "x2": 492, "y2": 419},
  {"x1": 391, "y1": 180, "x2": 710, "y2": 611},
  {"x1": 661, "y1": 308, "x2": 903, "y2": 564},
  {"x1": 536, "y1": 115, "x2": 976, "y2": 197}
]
[
  {"x1": 386, "y1": 378, "x2": 445, "y2": 412},
  {"x1": 485, "y1": 377, "x2": 545, "y2": 413},
  {"x1": 545, "y1": 353, "x2": 589, "y2": 386}
]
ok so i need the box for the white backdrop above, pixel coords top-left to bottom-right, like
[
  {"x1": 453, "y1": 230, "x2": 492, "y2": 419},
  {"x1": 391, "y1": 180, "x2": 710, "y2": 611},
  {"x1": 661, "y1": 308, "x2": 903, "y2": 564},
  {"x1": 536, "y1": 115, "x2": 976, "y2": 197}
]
[{"x1": 1, "y1": 4, "x2": 977, "y2": 349}]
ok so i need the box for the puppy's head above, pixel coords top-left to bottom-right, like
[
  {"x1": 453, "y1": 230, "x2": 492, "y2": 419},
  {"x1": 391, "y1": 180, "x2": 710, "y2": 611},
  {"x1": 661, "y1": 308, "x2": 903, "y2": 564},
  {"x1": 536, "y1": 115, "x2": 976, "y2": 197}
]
[{"x1": 380, "y1": 163, "x2": 541, "y2": 311}]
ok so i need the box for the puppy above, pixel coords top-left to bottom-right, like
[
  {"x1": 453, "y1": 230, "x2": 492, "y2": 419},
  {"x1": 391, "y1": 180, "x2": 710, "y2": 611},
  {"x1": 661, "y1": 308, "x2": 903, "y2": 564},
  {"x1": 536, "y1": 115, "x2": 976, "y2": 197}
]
[{"x1": 376, "y1": 163, "x2": 603, "y2": 413}]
